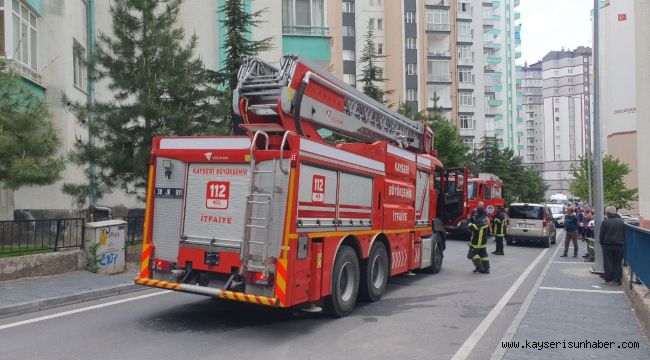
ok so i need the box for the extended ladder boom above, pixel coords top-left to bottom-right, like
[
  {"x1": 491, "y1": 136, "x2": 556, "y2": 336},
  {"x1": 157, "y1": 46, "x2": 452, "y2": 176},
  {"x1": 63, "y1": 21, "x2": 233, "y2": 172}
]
[{"x1": 234, "y1": 55, "x2": 432, "y2": 153}]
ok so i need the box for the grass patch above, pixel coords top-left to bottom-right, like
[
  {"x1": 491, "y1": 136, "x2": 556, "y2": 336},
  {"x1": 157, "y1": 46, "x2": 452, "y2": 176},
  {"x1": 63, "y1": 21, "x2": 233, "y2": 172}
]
[{"x1": 0, "y1": 246, "x2": 56, "y2": 258}]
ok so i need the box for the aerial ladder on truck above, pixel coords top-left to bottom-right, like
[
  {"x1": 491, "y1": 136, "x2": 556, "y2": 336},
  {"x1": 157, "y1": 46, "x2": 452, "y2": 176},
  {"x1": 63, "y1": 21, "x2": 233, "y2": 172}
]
[{"x1": 135, "y1": 55, "x2": 465, "y2": 317}]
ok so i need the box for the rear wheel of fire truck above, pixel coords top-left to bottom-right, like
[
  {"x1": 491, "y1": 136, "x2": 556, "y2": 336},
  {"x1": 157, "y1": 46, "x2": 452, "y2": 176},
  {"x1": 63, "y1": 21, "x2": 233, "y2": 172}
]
[
  {"x1": 423, "y1": 232, "x2": 444, "y2": 274},
  {"x1": 359, "y1": 242, "x2": 389, "y2": 302},
  {"x1": 324, "y1": 245, "x2": 360, "y2": 317}
]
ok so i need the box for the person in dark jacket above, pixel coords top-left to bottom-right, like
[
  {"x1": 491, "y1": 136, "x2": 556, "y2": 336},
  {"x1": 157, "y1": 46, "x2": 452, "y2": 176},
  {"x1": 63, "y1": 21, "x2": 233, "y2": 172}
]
[
  {"x1": 600, "y1": 206, "x2": 626, "y2": 285},
  {"x1": 492, "y1": 207, "x2": 506, "y2": 255},
  {"x1": 561, "y1": 208, "x2": 579, "y2": 257},
  {"x1": 468, "y1": 207, "x2": 490, "y2": 274}
]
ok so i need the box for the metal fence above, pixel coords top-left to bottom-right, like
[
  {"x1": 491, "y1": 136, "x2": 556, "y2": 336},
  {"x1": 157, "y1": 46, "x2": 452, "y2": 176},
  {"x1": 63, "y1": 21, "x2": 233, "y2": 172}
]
[
  {"x1": 123, "y1": 216, "x2": 145, "y2": 246},
  {"x1": 624, "y1": 224, "x2": 650, "y2": 287},
  {"x1": 0, "y1": 218, "x2": 85, "y2": 255}
]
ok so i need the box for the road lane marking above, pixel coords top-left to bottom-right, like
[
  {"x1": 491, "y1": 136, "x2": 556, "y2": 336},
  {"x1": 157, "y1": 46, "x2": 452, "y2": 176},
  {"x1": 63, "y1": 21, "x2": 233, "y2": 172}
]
[
  {"x1": 450, "y1": 247, "x2": 550, "y2": 360},
  {"x1": 539, "y1": 286, "x2": 623, "y2": 294},
  {"x1": 0, "y1": 291, "x2": 170, "y2": 331},
  {"x1": 552, "y1": 261, "x2": 590, "y2": 264},
  {"x1": 490, "y1": 241, "x2": 564, "y2": 360}
]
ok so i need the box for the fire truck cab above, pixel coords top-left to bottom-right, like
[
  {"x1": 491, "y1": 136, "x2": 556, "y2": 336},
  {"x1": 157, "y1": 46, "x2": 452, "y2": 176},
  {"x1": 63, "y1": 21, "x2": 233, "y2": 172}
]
[{"x1": 135, "y1": 56, "x2": 462, "y2": 317}]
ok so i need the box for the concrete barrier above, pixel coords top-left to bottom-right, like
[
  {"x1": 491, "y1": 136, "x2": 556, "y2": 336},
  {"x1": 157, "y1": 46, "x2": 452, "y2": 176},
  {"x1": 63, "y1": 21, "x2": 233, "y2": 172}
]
[{"x1": 0, "y1": 249, "x2": 87, "y2": 281}]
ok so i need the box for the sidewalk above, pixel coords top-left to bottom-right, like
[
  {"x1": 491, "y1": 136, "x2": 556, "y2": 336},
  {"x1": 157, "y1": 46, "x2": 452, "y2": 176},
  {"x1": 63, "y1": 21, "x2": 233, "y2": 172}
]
[
  {"x1": 497, "y1": 244, "x2": 650, "y2": 360},
  {"x1": 0, "y1": 264, "x2": 142, "y2": 319}
]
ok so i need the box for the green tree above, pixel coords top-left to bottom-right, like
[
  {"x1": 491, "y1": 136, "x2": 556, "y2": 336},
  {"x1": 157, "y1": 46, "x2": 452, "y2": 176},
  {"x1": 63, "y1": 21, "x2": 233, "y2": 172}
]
[
  {"x1": 467, "y1": 139, "x2": 547, "y2": 203},
  {"x1": 0, "y1": 61, "x2": 64, "y2": 189},
  {"x1": 570, "y1": 155, "x2": 638, "y2": 209},
  {"x1": 220, "y1": 0, "x2": 272, "y2": 134},
  {"x1": 359, "y1": 24, "x2": 392, "y2": 103},
  {"x1": 64, "y1": 0, "x2": 224, "y2": 205}
]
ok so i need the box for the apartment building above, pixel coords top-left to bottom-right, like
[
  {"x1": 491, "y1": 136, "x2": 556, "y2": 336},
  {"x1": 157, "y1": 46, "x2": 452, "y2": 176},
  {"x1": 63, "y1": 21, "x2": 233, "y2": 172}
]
[
  {"x1": 526, "y1": 47, "x2": 593, "y2": 198},
  {"x1": 518, "y1": 62, "x2": 544, "y2": 163},
  {"x1": 330, "y1": 0, "x2": 521, "y2": 150},
  {"x1": 636, "y1": 0, "x2": 650, "y2": 227},
  {"x1": 1, "y1": 0, "x2": 334, "y2": 218}
]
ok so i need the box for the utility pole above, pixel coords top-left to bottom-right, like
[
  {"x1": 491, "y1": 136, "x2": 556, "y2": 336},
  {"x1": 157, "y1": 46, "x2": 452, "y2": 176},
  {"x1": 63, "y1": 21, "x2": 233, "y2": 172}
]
[
  {"x1": 591, "y1": 0, "x2": 605, "y2": 274},
  {"x1": 87, "y1": 0, "x2": 97, "y2": 219}
]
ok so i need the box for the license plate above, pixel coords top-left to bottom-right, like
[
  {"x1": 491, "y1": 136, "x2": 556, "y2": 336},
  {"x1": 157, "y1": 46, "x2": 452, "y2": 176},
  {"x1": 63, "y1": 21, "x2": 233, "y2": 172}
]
[{"x1": 518, "y1": 223, "x2": 529, "y2": 228}]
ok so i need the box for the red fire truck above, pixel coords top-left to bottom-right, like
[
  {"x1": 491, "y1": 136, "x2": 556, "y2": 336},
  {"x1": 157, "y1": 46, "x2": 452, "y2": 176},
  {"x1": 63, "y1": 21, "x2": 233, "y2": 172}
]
[
  {"x1": 135, "y1": 56, "x2": 467, "y2": 316},
  {"x1": 443, "y1": 173, "x2": 504, "y2": 232}
]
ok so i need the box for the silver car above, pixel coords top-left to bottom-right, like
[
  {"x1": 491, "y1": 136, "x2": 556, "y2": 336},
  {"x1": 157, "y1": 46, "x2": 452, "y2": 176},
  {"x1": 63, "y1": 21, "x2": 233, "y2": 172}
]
[{"x1": 506, "y1": 203, "x2": 557, "y2": 248}]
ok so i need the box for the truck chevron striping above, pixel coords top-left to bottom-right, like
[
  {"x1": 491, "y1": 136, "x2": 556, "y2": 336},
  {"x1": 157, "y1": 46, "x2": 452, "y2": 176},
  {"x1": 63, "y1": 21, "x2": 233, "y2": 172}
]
[{"x1": 134, "y1": 55, "x2": 473, "y2": 317}]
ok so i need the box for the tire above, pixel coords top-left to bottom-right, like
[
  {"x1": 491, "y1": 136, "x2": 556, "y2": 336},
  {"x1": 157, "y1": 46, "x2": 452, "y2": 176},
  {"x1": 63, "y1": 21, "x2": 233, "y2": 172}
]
[
  {"x1": 324, "y1": 246, "x2": 360, "y2": 317},
  {"x1": 423, "y1": 232, "x2": 444, "y2": 274},
  {"x1": 506, "y1": 236, "x2": 514, "y2": 246},
  {"x1": 359, "y1": 242, "x2": 389, "y2": 302},
  {"x1": 542, "y1": 236, "x2": 551, "y2": 248},
  {"x1": 551, "y1": 232, "x2": 557, "y2": 245}
]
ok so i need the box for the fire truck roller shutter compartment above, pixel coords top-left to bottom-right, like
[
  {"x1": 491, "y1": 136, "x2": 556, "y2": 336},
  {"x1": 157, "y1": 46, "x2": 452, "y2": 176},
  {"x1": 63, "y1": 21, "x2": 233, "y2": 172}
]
[
  {"x1": 246, "y1": 159, "x2": 290, "y2": 266},
  {"x1": 337, "y1": 172, "x2": 373, "y2": 229},
  {"x1": 297, "y1": 165, "x2": 338, "y2": 230},
  {"x1": 415, "y1": 170, "x2": 431, "y2": 227},
  {"x1": 182, "y1": 163, "x2": 252, "y2": 249},
  {"x1": 152, "y1": 157, "x2": 187, "y2": 262}
]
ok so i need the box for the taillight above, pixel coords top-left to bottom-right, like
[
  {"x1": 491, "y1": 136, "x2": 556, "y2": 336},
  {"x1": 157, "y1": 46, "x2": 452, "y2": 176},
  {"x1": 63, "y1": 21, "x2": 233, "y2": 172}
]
[
  {"x1": 153, "y1": 259, "x2": 171, "y2": 272},
  {"x1": 248, "y1": 272, "x2": 273, "y2": 285}
]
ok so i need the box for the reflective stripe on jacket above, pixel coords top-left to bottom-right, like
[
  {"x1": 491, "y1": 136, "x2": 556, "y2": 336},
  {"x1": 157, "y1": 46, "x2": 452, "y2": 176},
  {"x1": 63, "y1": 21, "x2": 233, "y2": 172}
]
[{"x1": 468, "y1": 223, "x2": 489, "y2": 248}]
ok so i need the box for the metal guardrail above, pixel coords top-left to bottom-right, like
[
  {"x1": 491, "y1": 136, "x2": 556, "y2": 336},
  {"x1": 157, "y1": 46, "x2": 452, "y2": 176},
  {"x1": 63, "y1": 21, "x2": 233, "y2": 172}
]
[
  {"x1": 0, "y1": 218, "x2": 85, "y2": 255},
  {"x1": 123, "y1": 216, "x2": 145, "y2": 246},
  {"x1": 624, "y1": 224, "x2": 650, "y2": 288}
]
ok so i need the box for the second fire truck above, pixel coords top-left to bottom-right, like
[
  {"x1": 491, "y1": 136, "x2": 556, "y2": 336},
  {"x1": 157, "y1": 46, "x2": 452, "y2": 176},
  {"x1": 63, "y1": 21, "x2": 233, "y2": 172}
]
[{"x1": 135, "y1": 55, "x2": 468, "y2": 316}]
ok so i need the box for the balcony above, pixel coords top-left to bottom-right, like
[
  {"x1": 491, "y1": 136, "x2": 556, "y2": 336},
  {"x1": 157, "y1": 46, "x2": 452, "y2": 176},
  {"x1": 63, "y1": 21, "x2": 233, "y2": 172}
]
[
  {"x1": 282, "y1": 26, "x2": 331, "y2": 62},
  {"x1": 2, "y1": 57, "x2": 43, "y2": 87},
  {"x1": 457, "y1": 9, "x2": 473, "y2": 20},
  {"x1": 428, "y1": 49, "x2": 451, "y2": 58},
  {"x1": 495, "y1": 114, "x2": 504, "y2": 121},
  {"x1": 517, "y1": 117, "x2": 524, "y2": 124},
  {"x1": 282, "y1": 25, "x2": 329, "y2": 36},
  {"x1": 427, "y1": 74, "x2": 452, "y2": 83},
  {"x1": 495, "y1": 128, "x2": 504, "y2": 135},
  {"x1": 514, "y1": 0, "x2": 521, "y2": 7},
  {"x1": 484, "y1": 85, "x2": 502, "y2": 93},
  {"x1": 425, "y1": 0, "x2": 450, "y2": 6},
  {"x1": 488, "y1": 99, "x2": 503, "y2": 106},
  {"x1": 484, "y1": 42, "x2": 501, "y2": 50},
  {"x1": 517, "y1": 131, "x2": 524, "y2": 137},
  {"x1": 515, "y1": 11, "x2": 521, "y2": 20},
  {"x1": 517, "y1": 104, "x2": 523, "y2": 110},
  {"x1": 515, "y1": 51, "x2": 522, "y2": 59},
  {"x1": 460, "y1": 104, "x2": 475, "y2": 113},
  {"x1": 486, "y1": 56, "x2": 502, "y2": 64},
  {"x1": 426, "y1": 23, "x2": 451, "y2": 32},
  {"x1": 492, "y1": 0, "x2": 500, "y2": 9},
  {"x1": 459, "y1": 81, "x2": 475, "y2": 90},
  {"x1": 517, "y1": 144, "x2": 525, "y2": 150},
  {"x1": 457, "y1": 34, "x2": 473, "y2": 43},
  {"x1": 458, "y1": 58, "x2": 474, "y2": 66}
]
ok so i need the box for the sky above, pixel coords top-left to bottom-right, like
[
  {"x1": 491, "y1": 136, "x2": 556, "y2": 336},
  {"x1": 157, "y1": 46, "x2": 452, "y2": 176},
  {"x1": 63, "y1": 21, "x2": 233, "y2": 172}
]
[{"x1": 518, "y1": 0, "x2": 594, "y2": 66}]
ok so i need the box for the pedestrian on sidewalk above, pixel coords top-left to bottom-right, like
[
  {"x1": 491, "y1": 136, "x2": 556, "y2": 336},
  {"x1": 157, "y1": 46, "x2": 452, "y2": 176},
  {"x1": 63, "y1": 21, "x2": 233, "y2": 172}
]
[
  {"x1": 467, "y1": 206, "x2": 490, "y2": 274},
  {"x1": 492, "y1": 206, "x2": 506, "y2": 255},
  {"x1": 561, "y1": 208, "x2": 579, "y2": 257},
  {"x1": 600, "y1": 206, "x2": 626, "y2": 286}
]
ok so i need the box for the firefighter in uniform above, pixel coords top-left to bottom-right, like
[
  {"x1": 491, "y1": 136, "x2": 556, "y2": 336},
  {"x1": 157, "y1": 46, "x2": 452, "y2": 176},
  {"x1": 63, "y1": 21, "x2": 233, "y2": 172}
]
[
  {"x1": 492, "y1": 207, "x2": 506, "y2": 255},
  {"x1": 468, "y1": 207, "x2": 491, "y2": 274}
]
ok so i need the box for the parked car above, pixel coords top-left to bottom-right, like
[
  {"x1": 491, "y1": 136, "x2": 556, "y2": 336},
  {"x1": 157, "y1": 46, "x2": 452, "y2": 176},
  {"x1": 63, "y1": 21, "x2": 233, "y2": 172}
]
[
  {"x1": 506, "y1": 203, "x2": 557, "y2": 248},
  {"x1": 546, "y1": 204, "x2": 566, "y2": 228}
]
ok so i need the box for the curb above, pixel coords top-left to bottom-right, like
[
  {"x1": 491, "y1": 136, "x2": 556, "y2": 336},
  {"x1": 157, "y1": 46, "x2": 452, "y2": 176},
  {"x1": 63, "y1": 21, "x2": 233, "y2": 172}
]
[
  {"x1": 623, "y1": 267, "x2": 650, "y2": 342},
  {"x1": 0, "y1": 283, "x2": 145, "y2": 319}
]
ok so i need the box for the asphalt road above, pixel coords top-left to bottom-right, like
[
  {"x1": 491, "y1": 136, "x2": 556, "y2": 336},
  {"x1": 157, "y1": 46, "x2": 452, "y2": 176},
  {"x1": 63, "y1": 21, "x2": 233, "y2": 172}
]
[{"x1": 0, "y1": 232, "x2": 564, "y2": 360}]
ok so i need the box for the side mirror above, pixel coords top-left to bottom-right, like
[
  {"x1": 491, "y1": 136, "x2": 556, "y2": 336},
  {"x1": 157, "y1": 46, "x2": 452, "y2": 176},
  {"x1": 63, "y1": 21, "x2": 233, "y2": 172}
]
[{"x1": 430, "y1": 149, "x2": 438, "y2": 157}]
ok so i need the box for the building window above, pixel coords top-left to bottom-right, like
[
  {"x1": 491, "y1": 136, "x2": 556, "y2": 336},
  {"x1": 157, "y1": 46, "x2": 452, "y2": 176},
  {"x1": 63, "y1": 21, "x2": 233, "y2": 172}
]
[
  {"x1": 343, "y1": 50, "x2": 355, "y2": 61},
  {"x1": 342, "y1": 1, "x2": 354, "y2": 13},
  {"x1": 406, "y1": 37, "x2": 416, "y2": 49},
  {"x1": 458, "y1": 68, "x2": 472, "y2": 83},
  {"x1": 406, "y1": 63, "x2": 417, "y2": 75},
  {"x1": 377, "y1": 18, "x2": 383, "y2": 30},
  {"x1": 73, "y1": 39, "x2": 86, "y2": 91},
  {"x1": 283, "y1": 0, "x2": 326, "y2": 32},
  {"x1": 405, "y1": 11, "x2": 415, "y2": 23},
  {"x1": 460, "y1": 115, "x2": 474, "y2": 129},
  {"x1": 406, "y1": 89, "x2": 418, "y2": 101},
  {"x1": 368, "y1": 18, "x2": 375, "y2": 30},
  {"x1": 426, "y1": 9, "x2": 450, "y2": 31},
  {"x1": 4, "y1": 0, "x2": 38, "y2": 70},
  {"x1": 458, "y1": 45, "x2": 473, "y2": 60},
  {"x1": 376, "y1": 43, "x2": 383, "y2": 55},
  {"x1": 457, "y1": 22, "x2": 472, "y2": 41},
  {"x1": 343, "y1": 73, "x2": 356, "y2": 86},
  {"x1": 462, "y1": 137, "x2": 475, "y2": 147},
  {"x1": 377, "y1": 68, "x2": 383, "y2": 80},
  {"x1": 342, "y1": 25, "x2": 354, "y2": 37},
  {"x1": 459, "y1": 92, "x2": 474, "y2": 106}
]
